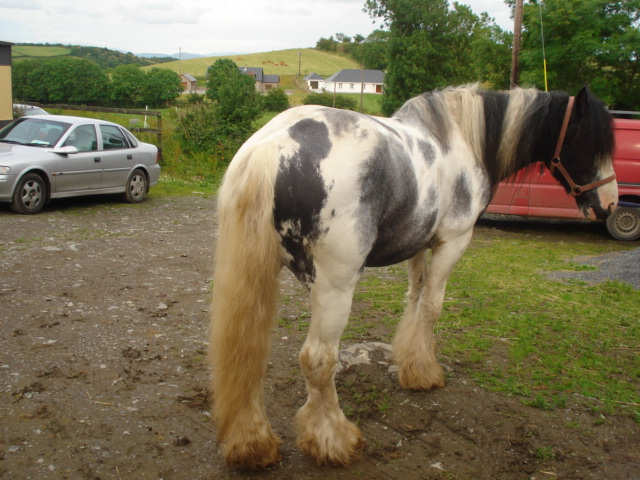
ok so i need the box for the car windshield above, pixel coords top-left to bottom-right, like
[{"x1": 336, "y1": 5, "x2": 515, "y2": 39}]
[{"x1": 0, "y1": 118, "x2": 71, "y2": 148}]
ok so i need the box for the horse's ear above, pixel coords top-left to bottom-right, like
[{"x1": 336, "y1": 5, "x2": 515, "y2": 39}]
[{"x1": 575, "y1": 85, "x2": 591, "y2": 117}]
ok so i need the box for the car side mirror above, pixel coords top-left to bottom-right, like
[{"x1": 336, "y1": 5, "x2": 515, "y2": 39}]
[{"x1": 52, "y1": 145, "x2": 79, "y2": 155}]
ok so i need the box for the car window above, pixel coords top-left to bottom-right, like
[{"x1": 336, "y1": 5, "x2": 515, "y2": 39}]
[
  {"x1": 100, "y1": 124, "x2": 129, "y2": 150},
  {"x1": 63, "y1": 124, "x2": 98, "y2": 152},
  {"x1": 0, "y1": 118, "x2": 71, "y2": 147},
  {"x1": 122, "y1": 128, "x2": 139, "y2": 148}
]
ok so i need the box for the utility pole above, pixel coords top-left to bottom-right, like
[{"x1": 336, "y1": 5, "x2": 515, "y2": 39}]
[
  {"x1": 360, "y1": 69, "x2": 365, "y2": 112},
  {"x1": 510, "y1": 0, "x2": 524, "y2": 89}
]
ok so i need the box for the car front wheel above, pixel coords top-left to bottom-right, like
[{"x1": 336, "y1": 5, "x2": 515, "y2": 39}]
[
  {"x1": 124, "y1": 168, "x2": 148, "y2": 203},
  {"x1": 606, "y1": 206, "x2": 640, "y2": 241},
  {"x1": 11, "y1": 172, "x2": 47, "y2": 214}
]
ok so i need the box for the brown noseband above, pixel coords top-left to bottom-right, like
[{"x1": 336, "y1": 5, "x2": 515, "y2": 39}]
[{"x1": 548, "y1": 96, "x2": 616, "y2": 197}]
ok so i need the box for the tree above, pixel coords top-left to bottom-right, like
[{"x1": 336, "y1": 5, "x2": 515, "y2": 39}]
[
  {"x1": 110, "y1": 64, "x2": 146, "y2": 107},
  {"x1": 316, "y1": 36, "x2": 339, "y2": 51},
  {"x1": 365, "y1": 0, "x2": 462, "y2": 115},
  {"x1": 351, "y1": 30, "x2": 390, "y2": 70},
  {"x1": 468, "y1": 12, "x2": 513, "y2": 90},
  {"x1": 365, "y1": 0, "x2": 512, "y2": 115},
  {"x1": 143, "y1": 68, "x2": 182, "y2": 107},
  {"x1": 515, "y1": 0, "x2": 640, "y2": 109},
  {"x1": 206, "y1": 59, "x2": 261, "y2": 129},
  {"x1": 12, "y1": 57, "x2": 108, "y2": 105}
]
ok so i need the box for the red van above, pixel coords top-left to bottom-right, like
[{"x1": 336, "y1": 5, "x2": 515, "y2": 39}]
[{"x1": 486, "y1": 118, "x2": 640, "y2": 241}]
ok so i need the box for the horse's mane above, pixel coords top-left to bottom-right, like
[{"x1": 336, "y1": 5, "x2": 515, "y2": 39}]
[{"x1": 393, "y1": 85, "x2": 614, "y2": 186}]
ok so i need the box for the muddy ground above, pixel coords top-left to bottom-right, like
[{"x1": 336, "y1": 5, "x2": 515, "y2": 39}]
[{"x1": 1, "y1": 195, "x2": 638, "y2": 480}]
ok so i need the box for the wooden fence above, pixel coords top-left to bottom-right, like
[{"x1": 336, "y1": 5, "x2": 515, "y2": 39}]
[{"x1": 16, "y1": 102, "x2": 163, "y2": 147}]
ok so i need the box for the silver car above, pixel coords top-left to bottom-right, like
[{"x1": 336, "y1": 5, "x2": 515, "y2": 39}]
[{"x1": 0, "y1": 114, "x2": 161, "y2": 213}]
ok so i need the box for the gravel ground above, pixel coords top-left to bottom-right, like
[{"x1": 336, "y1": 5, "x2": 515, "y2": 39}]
[
  {"x1": 1, "y1": 196, "x2": 638, "y2": 480},
  {"x1": 549, "y1": 247, "x2": 640, "y2": 288}
]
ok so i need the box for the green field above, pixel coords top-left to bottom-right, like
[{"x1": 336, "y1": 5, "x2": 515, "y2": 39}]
[
  {"x1": 12, "y1": 45, "x2": 71, "y2": 59},
  {"x1": 10, "y1": 45, "x2": 360, "y2": 77},
  {"x1": 144, "y1": 48, "x2": 361, "y2": 78},
  {"x1": 346, "y1": 237, "x2": 640, "y2": 419}
]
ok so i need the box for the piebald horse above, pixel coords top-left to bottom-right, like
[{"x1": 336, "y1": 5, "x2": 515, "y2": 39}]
[{"x1": 209, "y1": 85, "x2": 617, "y2": 468}]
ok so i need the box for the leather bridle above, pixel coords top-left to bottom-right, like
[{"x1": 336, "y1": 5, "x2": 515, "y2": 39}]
[{"x1": 547, "y1": 96, "x2": 616, "y2": 197}]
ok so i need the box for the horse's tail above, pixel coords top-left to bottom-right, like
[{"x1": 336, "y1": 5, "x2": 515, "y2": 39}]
[{"x1": 209, "y1": 143, "x2": 282, "y2": 467}]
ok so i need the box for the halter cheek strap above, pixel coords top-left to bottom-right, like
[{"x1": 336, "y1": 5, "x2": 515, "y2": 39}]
[{"x1": 548, "y1": 96, "x2": 616, "y2": 197}]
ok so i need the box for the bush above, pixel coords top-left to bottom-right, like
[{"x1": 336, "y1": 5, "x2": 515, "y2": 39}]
[
  {"x1": 263, "y1": 88, "x2": 289, "y2": 112},
  {"x1": 172, "y1": 103, "x2": 250, "y2": 165},
  {"x1": 186, "y1": 93, "x2": 205, "y2": 104},
  {"x1": 302, "y1": 92, "x2": 357, "y2": 110}
]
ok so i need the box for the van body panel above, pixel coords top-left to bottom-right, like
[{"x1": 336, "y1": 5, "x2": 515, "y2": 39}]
[{"x1": 486, "y1": 118, "x2": 640, "y2": 220}]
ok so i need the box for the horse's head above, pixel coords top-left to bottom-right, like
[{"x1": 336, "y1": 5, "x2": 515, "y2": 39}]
[{"x1": 549, "y1": 87, "x2": 618, "y2": 220}]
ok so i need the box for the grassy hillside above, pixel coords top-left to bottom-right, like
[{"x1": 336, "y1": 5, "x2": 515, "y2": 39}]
[
  {"x1": 145, "y1": 48, "x2": 362, "y2": 78},
  {"x1": 11, "y1": 43, "x2": 175, "y2": 68},
  {"x1": 12, "y1": 45, "x2": 71, "y2": 58}
]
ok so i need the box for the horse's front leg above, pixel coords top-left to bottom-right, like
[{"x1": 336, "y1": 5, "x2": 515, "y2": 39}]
[
  {"x1": 296, "y1": 265, "x2": 363, "y2": 465},
  {"x1": 393, "y1": 230, "x2": 473, "y2": 390}
]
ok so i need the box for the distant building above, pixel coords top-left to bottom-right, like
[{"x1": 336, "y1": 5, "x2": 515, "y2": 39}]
[
  {"x1": 0, "y1": 41, "x2": 13, "y2": 127},
  {"x1": 304, "y1": 72, "x2": 324, "y2": 93},
  {"x1": 306, "y1": 69, "x2": 385, "y2": 95},
  {"x1": 325, "y1": 69, "x2": 385, "y2": 94},
  {"x1": 180, "y1": 73, "x2": 198, "y2": 93},
  {"x1": 239, "y1": 67, "x2": 280, "y2": 93}
]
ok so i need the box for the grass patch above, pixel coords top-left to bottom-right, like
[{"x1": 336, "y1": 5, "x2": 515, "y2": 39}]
[
  {"x1": 345, "y1": 234, "x2": 640, "y2": 418},
  {"x1": 151, "y1": 175, "x2": 217, "y2": 197},
  {"x1": 13, "y1": 45, "x2": 71, "y2": 58},
  {"x1": 338, "y1": 93, "x2": 384, "y2": 115}
]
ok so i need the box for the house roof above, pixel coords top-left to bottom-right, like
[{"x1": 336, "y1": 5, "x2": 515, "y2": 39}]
[
  {"x1": 305, "y1": 72, "x2": 324, "y2": 81},
  {"x1": 181, "y1": 73, "x2": 197, "y2": 82},
  {"x1": 239, "y1": 67, "x2": 279, "y2": 84},
  {"x1": 326, "y1": 69, "x2": 385, "y2": 84},
  {"x1": 239, "y1": 67, "x2": 263, "y2": 82}
]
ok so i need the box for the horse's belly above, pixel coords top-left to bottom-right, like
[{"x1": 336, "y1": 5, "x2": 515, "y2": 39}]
[{"x1": 364, "y1": 210, "x2": 438, "y2": 267}]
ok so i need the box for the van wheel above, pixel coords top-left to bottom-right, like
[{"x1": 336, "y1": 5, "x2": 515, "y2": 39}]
[
  {"x1": 606, "y1": 207, "x2": 640, "y2": 241},
  {"x1": 11, "y1": 172, "x2": 48, "y2": 214}
]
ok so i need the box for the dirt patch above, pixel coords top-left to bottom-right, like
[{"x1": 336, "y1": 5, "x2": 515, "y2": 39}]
[{"x1": 1, "y1": 197, "x2": 639, "y2": 479}]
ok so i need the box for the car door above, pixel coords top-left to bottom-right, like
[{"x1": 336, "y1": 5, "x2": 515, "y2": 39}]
[
  {"x1": 99, "y1": 124, "x2": 134, "y2": 189},
  {"x1": 52, "y1": 124, "x2": 103, "y2": 193}
]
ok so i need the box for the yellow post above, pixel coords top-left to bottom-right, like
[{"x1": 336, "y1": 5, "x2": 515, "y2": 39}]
[{"x1": 543, "y1": 58, "x2": 549, "y2": 92}]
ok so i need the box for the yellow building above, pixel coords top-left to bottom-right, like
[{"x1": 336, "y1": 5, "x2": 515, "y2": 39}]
[{"x1": 0, "y1": 41, "x2": 13, "y2": 127}]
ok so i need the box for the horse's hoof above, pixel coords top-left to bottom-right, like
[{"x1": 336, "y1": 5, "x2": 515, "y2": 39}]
[
  {"x1": 296, "y1": 406, "x2": 364, "y2": 465},
  {"x1": 397, "y1": 359, "x2": 445, "y2": 390},
  {"x1": 221, "y1": 428, "x2": 281, "y2": 470}
]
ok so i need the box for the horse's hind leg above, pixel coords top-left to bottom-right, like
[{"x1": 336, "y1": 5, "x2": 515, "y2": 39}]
[
  {"x1": 296, "y1": 265, "x2": 363, "y2": 465},
  {"x1": 393, "y1": 230, "x2": 473, "y2": 390}
]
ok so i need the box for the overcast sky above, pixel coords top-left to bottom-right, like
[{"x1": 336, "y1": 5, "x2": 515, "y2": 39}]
[{"x1": 0, "y1": 0, "x2": 514, "y2": 56}]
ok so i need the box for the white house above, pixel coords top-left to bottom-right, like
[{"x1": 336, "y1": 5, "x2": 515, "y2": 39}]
[
  {"x1": 304, "y1": 72, "x2": 325, "y2": 93},
  {"x1": 305, "y1": 69, "x2": 385, "y2": 95}
]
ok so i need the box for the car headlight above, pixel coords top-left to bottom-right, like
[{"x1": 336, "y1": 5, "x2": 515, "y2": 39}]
[{"x1": 0, "y1": 166, "x2": 10, "y2": 174}]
